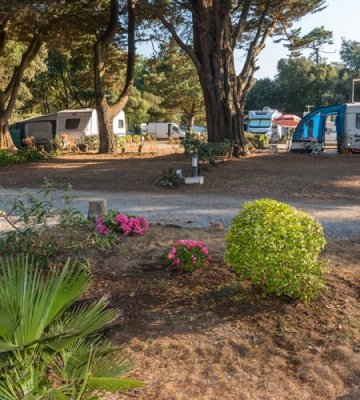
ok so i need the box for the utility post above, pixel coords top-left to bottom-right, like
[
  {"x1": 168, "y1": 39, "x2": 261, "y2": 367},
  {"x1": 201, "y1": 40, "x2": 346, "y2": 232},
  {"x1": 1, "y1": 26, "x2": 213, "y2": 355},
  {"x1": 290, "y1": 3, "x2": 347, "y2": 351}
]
[{"x1": 352, "y1": 79, "x2": 360, "y2": 103}]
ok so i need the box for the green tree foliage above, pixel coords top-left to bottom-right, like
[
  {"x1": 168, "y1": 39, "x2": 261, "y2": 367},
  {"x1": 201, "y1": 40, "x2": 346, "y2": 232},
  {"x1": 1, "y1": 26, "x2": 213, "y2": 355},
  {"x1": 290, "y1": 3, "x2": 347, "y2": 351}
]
[
  {"x1": 124, "y1": 87, "x2": 151, "y2": 129},
  {"x1": 0, "y1": 40, "x2": 47, "y2": 119},
  {"x1": 340, "y1": 39, "x2": 360, "y2": 72},
  {"x1": 270, "y1": 57, "x2": 338, "y2": 114},
  {"x1": 0, "y1": 0, "x2": 95, "y2": 147},
  {"x1": 224, "y1": 199, "x2": 328, "y2": 301},
  {"x1": 144, "y1": 40, "x2": 206, "y2": 130},
  {"x1": 0, "y1": 255, "x2": 145, "y2": 398},
  {"x1": 281, "y1": 26, "x2": 333, "y2": 66},
  {"x1": 244, "y1": 78, "x2": 282, "y2": 113},
  {"x1": 338, "y1": 39, "x2": 360, "y2": 101}
]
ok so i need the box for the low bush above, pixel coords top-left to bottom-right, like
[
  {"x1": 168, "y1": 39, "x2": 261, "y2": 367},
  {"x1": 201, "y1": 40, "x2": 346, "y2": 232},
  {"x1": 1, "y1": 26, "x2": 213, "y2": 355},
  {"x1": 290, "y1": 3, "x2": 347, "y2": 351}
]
[
  {"x1": 0, "y1": 148, "x2": 47, "y2": 167},
  {"x1": 180, "y1": 139, "x2": 231, "y2": 164},
  {"x1": 164, "y1": 239, "x2": 212, "y2": 271},
  {"x1": 224, "y1": 198, "x2": 328, "y2": 301}
]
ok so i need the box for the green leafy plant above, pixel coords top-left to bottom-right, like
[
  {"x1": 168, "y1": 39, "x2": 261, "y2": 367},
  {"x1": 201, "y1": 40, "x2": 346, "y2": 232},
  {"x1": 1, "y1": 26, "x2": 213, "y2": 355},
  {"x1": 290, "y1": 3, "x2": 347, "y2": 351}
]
[
  {"x1": 155, "y1": 167, "x2": 184, "y2": 187},
  {"x1": 162, "y1": 166, "x2": 176, "y2": 180},
  {"x1": 0, "y1": 148, "x2": 47, "y2": 167},
  {"x1": 163, "y1": 239, "x2": 212, "y2": 272},
  {"x1": 84, "y1": 135, "x2": 99, "y2": 151},
  {"x1": 0, "y1": 255, "x2": 145, "y2": 399},
  {"x1": 180, "y1": 139, "x2": 231, "y2": 165},
  {"x1": 0, "y1": 181, "x2": 115, "y2": 266},
  {"x1": 224, "y1": 198, "x2": 328, "y2": 301},
  {"x1": 114, "y1": 134, "x2": 127, "y2": 149}
]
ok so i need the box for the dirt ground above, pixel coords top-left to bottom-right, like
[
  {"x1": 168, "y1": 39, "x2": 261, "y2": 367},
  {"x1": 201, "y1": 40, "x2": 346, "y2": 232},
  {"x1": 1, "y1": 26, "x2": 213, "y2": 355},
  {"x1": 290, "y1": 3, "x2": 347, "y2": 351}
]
[
  {"x1": 2, "y1": 143, "x2": 360, "y2": 399},
  {"x1": 1, "y1": 143, "x2": 359, "y2": 203}
]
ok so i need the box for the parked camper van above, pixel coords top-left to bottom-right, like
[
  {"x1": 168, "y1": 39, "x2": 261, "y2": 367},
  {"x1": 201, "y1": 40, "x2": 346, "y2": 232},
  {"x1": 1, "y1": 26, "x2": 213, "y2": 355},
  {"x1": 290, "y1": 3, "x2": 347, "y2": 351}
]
[
  {"x1": 16, "y1": 108, "x2": 126, "y2": 145},
  {"x1": 247, "y1": 107, "x2": 283, "y2": 139},
  {"x1": 291, "y1": 103, "x2": 360, "y2": 153},
  {"x1": 147, "y1": 122, "x2": 186, "y2": 139}
]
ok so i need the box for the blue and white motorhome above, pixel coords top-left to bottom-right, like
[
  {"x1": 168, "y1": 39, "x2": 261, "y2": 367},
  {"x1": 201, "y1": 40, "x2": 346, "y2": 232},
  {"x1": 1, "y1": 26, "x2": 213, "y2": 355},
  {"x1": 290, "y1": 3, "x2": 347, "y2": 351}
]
[
  {"x1": 16, "y1": 108, "x2": 126, "y2": 145},
  {"x1": 291, "y1": 103, "x2": 360, "y2": 153}
]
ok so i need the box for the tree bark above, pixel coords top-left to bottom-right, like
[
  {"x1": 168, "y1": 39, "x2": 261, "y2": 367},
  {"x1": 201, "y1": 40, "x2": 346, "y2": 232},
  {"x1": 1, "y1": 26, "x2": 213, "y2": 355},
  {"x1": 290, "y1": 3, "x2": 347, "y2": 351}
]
[
  {"x1": 0, "y1": 32, "x2": 42, "y2": 149},
  {"x1": 188, "y1": 0, "x2": 252, "y2": 155},
  {"x1": 94, "y1": 0, "x2": 136, "y2": 154}
]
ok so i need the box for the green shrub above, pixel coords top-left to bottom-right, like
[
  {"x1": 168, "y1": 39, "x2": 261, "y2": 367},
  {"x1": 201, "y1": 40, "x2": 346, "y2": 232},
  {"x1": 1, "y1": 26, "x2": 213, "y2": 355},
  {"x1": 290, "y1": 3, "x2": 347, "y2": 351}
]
[
  {"x1": 0, "y1": 148, "x2": 47, "y2": 167},
  {"x1": 125, "y1": 134, "x2": 133, "y2": 143},
  {"x1": 84, "y1": 135, "x2": 99, "y2": 150},
  {"x1": 224, "y1": 198, "x2": 328, "y2": 301},
  {"x1": 114, "y1": 134, "x2": 127, "y2": 148},
  {"x1": 0, "y1": 150, "x2": 12, "y2": 167},
  {"x1": 180, "y1": 139, "x2": 231, "y2": 164}
]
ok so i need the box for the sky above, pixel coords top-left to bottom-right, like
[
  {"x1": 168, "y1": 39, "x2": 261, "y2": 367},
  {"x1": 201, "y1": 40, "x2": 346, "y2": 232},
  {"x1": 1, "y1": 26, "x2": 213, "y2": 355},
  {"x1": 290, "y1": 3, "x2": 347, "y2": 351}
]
[{"x1": 243, "y1": 0, "x2": 360, "y2": 79}]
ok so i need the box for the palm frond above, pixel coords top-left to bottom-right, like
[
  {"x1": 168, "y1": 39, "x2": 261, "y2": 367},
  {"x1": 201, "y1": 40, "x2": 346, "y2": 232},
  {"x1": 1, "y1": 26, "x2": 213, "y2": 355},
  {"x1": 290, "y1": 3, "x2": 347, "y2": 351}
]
[
  {"x1": 87, "y1": 377, "x2": 146, "y2": 393},
  {"x1": 0, "y1": 256, "x2": 90, "y2": 347}
]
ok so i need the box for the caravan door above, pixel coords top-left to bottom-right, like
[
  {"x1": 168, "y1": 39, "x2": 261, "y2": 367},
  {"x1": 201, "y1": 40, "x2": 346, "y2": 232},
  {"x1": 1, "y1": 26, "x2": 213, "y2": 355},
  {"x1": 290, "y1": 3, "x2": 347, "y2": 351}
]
[{"x1": 25, "y1": 121, "x2": 53, "y2": 143}]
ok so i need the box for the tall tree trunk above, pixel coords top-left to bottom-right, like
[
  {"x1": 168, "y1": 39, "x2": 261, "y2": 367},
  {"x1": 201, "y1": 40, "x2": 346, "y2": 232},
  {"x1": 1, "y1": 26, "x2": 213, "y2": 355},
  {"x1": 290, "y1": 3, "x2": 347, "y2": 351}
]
[
  {"x1": 94, "y1": 39, "x2": 117, "y2": 154},
  {"x1": 0, "y1": 118, "x2": 14, "y2": 149},
  {"x1": 192, "y1": 1, "x2": 248, "y2": 155},
  {"x1": 0, "y1": 33, "x2": 42, "y2": 149},
  {"x1": 93, "y1": 0, "x2": 118, "y2": 154},
  {"x1": 94, "y1": 0, "x2": 136, "y2": 154}
]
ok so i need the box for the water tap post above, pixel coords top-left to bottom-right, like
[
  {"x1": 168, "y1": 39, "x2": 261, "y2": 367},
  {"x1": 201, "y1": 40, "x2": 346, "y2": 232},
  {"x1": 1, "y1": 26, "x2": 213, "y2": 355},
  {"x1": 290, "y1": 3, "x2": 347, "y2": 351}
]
[{"x1": 191, "y1": 153, "x2": 198, "y2": 177}]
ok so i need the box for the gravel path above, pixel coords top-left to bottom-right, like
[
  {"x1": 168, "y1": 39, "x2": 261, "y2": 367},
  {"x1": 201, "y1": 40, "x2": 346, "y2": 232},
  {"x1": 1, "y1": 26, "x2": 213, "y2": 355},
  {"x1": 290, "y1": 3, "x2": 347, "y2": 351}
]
[{"x1": 1, "y1": 188, "x2": 359, "y2": 240}]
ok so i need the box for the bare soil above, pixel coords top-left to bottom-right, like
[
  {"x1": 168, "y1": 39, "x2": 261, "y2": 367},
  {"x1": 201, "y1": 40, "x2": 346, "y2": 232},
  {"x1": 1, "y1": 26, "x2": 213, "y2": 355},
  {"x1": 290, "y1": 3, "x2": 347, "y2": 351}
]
[{"x1": 2, "y1": 144, "x2": 360, "y2": 399}]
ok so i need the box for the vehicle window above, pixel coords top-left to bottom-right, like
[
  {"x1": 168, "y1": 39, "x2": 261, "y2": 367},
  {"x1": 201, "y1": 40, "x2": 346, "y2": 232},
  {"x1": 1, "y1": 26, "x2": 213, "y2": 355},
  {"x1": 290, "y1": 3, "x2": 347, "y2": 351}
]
[
  {"x1": 172, "y1": 126, "x2": 179, "y2": 132},
  {"x1": 249, "y1": 119, "x2": 271, "y2": 128},
  {"x1": 65, "y1": 118, "x2": 80, "y2": 129},
  {"x1": 356, "y1": 114, "x2": 360, "y2": 129}
]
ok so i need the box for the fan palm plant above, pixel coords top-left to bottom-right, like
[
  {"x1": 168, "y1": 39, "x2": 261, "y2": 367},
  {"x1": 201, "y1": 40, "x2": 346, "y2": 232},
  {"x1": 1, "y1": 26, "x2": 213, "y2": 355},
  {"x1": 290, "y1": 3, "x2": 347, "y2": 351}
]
[{"x1": 0, "y1": 255, "x2": 145, "y2": 399}]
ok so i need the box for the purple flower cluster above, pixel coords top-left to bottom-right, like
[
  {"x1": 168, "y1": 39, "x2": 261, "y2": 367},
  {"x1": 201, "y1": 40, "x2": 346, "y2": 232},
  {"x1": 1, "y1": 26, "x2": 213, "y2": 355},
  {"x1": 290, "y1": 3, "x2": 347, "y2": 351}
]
[
  {"x1": 95, "y1": 213, "x2": 149, "y2": 236},
  {"x1": 164, "y1": 239, "x2": 212, "y2": 271}
]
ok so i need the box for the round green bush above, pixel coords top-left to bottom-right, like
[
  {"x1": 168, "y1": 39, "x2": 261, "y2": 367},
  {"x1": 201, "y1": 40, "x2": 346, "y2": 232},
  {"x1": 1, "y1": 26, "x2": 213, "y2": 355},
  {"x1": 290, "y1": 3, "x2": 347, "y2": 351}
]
[{"x1": 224, "y1": 198, "x2": 328, "y2": 301}]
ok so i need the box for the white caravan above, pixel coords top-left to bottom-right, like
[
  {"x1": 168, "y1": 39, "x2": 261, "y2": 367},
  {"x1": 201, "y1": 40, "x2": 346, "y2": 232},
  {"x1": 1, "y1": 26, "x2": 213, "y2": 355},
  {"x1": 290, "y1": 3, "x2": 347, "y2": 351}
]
[
  {"x1": 17, "y1": 108, "x2": 126, "y2": 144},
  {"x1": 147, "y1": 122, "x2": 186, "y2": 139},
  {"x1": 247, "y1": 107, "x2": 283, "y2": 139}
]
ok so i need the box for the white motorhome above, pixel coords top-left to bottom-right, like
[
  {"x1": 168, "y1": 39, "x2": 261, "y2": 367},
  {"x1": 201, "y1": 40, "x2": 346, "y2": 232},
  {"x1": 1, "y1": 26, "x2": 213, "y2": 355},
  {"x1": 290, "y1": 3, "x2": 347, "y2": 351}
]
[
  {"x1": 247, "y1": 107, "x2": 283, "y2": 139},
  {"x1": 16, "y1": 108, "x2": 126, "y2": 144},
  {"x1": 147, "y1": 122, "x2": 186, "y2": 139}
]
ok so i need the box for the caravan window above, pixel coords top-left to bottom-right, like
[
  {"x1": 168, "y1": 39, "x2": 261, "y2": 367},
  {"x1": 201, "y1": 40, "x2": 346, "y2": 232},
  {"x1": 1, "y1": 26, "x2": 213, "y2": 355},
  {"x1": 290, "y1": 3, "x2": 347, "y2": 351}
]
[
  {"x1": 65, "y1": 118, "x2": 80, "y2": 129},
  {"x1": 248, "y1": 119, "x2": 271, "y2": 128},
  {"x1": 356, "y1": 114, "x2": 360, "y2": 129},
  {"x1": 118, "y1": 120, "x2": 124, "y2": 129}
]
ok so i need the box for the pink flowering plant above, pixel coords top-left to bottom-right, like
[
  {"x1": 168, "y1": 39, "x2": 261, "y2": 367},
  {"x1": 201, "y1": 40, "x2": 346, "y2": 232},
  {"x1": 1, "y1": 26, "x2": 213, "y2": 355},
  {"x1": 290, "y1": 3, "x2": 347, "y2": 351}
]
[
  {"x1": 164, "y1": 240, "x2": 212, "y2": 272},
  {"x1": 94, "y1": 210, "x2": 149, "y2": 236}
]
